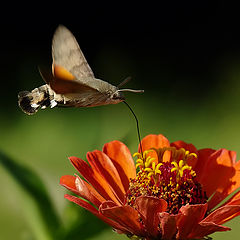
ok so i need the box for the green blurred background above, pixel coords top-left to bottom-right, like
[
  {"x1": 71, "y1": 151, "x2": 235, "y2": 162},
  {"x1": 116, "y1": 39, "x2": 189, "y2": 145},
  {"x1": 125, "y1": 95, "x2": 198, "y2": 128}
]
[{"x1": 1, "y1": 1, "x2": 240, "y2": 239}]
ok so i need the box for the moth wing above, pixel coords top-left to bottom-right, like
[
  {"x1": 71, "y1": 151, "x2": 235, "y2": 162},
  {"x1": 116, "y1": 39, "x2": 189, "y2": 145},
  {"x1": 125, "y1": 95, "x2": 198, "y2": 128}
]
[
  {"x1": 39, "y1": 67, "x2": 99, "y2": 95},
  {"x1": 52, "y1": 25, "x2": 95, "y2": 79},
  {"x1": 50, "y1": 79, "x2": 99, "y2": 95}
]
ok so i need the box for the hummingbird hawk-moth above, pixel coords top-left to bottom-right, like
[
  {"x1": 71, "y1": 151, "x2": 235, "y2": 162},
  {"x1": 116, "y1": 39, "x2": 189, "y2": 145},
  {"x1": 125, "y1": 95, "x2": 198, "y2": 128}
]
[{"x1": 18, "y1": 25, "x2": 143, "y2": 115}]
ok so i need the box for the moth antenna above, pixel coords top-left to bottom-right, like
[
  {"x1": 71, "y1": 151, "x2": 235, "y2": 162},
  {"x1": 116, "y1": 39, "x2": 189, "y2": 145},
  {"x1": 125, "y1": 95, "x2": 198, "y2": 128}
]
[
  {"x1": 118, "y1": 76, "x2": 132, "y2": 88},
  {"x1": 118, "y1": 89, "x2": 144, "y2": 93},
  {"x1": 123, "y1": 101, "x2": 143, "y2": 156}
]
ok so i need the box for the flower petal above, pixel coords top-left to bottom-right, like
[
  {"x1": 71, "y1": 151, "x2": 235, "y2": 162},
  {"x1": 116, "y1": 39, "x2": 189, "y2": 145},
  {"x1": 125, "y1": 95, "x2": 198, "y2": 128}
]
[
  {"x1": 196, "y1": 149, "x2": 236, "y2": 200},
  {"x1": 227, "y1": 159, "x2": 240, "y2": 194},
  {"x1": 103, "y1": 140, "x2": 136, "y2": 192},
  {"x1": 226, "y1": 159, "x2": 240, "y2": 192},
  {"x1": 135, "y1": 196, "x2": 168, "y2": 238},
  {"x1": 65, "y1": 194, "x2": 99, "y2": 213},
  {"x1": 60, "y1": 175, "x2": 77, "y2": 191},
  {"x1": 223, "y1": 190, "x2": 240, "y2": 205},
  {"x1": 188, "y1": 222, "x2": 230, "y2": 239},
  {"x1": 65, "y1": 195, "x2": 130, "y2": 234},
  {"x1": 87, "y1": 150, "x2": 126, "y2": 203},
  {"x1": 60, "y1": 175, "x2": 106, "y2": 208},
  {"x1": 208, "y1": 159, "x2": 240, "y2": 210},
  {"x1": 194, "y1": 148, "x2": 216, "y2": 182},
  {"x1": 176, "y1": 203, "x2": 208, "y2": 239},
  {"x1": 202, "y1": 204, "x2": 240, "y2": 225},
  {"x1": 139, "y1": 134, "x2": 170, "y2": 162},
  {"x1": 100, "y1": 203, "x2": 145, "y2": 236},
  {"x1": 75, "y1": 176, "x2": 106, "y2": 207},
  {"x1": 69, "y1": 156, "x2": 121, "y2": 204},
  {"x1": 140, "y1": 134, "x2": 170, "y2": 152},
  {"x1": 171, "y1": 140, "x2": 197, "y2": 153},
  {"x1": 158, "y1": 212, "x2": 177, "y2": 240}
]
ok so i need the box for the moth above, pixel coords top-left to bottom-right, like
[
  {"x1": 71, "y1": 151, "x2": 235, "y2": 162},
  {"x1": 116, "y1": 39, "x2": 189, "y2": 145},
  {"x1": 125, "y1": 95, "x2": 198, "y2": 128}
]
[{"x1": 18, "y1": 25, "x2": 144, "y2": 115}]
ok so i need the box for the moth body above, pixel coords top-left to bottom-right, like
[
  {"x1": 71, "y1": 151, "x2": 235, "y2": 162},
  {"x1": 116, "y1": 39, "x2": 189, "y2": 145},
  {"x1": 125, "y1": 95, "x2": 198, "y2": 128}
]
[{"x1": 18, "y1": 79, "x2": 125, "y2": 115}]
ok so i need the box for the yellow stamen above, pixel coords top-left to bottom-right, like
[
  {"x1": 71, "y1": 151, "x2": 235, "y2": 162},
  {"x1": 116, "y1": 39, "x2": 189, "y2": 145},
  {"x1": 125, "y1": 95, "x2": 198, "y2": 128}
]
[
  {"x1": 136, "y1": 163, "x2": 143, "y2": 169},
  {"x1": 148, "y1": 172, "x2": 154, "y2": 178},
  {"x1": 156, "y1": 163, "x2": 163, "y2": 171},
  {"x1": 171, "y1": 159, "x2": 194, "y2": 180},
  {"x1": 136, "y1": 159, "x2": 143, "y2": 164},
  {"x1": 189, "y1": 153, "x2": 197, "y2": 158},
  {"x1": 134, "y1": 147, "x2": 197, "y2": 179},
  {"x1": 133, "y1": 152, "x2": 142, "y2": 158},
  {"x1": 144, "y1": 167, "x2": 153, "y2": 172},
  {"x1": 171, "y1": 161, "x2": 178, "y2": 170},
  {"x1": 145, "y1": 157, "x2": 155, "y2": 168},
  {"x1": 179, "y1": 160, "x2": 185, "y2": 168}
]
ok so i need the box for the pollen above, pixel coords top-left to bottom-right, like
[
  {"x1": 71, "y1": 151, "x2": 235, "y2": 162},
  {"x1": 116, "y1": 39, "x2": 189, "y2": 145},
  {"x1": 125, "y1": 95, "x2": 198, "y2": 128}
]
[{"x1": 125, "y1": 147, "x2": 207, "y2": 214}]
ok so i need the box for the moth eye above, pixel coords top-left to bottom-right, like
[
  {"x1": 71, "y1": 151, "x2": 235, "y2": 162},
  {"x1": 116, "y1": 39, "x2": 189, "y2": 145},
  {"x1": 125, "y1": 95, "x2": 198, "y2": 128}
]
[{"x1": 112, "y1": 93, "x2": 118, "y2": 99}]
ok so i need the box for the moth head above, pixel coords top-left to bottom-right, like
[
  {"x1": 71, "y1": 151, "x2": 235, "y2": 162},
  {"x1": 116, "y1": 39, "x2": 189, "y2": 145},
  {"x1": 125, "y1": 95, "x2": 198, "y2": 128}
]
[
  {"x1": 110, "y1": 88, "x2": 145, "y2": 103},
  {"x1": 110, "y1": 90, "x2": 125, "y2": 103}
]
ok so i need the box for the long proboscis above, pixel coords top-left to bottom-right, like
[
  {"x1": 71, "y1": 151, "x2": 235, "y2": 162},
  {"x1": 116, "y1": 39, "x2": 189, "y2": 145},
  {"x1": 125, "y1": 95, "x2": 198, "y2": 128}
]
[
  {"x1": 118, "y1": 89, "x2": 144, "y2": 93},
  {"x1": 123, "y1": 101, "x2": 143, "y2": 156}
]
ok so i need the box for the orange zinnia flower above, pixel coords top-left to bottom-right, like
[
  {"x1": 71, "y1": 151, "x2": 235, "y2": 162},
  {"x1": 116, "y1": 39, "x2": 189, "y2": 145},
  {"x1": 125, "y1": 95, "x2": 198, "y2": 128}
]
[{"x1": 60, "y1": 134, "x2": 240, "y2": 239}]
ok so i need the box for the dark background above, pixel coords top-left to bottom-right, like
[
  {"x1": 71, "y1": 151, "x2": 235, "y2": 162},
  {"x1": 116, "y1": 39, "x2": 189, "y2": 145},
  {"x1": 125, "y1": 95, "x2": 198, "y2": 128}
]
[
  {"x1": 1, "y1": 1, "x2": 240, "y2": 240},
  {"x1": 2, "y1": 1, "x2": 240, "y2": 114}
]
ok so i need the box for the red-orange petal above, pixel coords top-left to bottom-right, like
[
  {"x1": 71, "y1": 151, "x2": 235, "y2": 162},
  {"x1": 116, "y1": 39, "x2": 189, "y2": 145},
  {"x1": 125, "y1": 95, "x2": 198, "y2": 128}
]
[
  {"x1": 202, "y1": 204, "x2": 240, "y2": 225},
  {"x1": 75, "y1": 176, "x2": 106, "y2": 207},
  {"x1": 65, "y1": 194, "x2": 98, "y2": 213},
  {"x1": 103, "y1": 140, "x2": 136, "y2": 192},
  {"x1": 208, "y1": 159, "x2": 240, "y2": 210},
  {"x1": 188, "y1": 222, "x2": 230, "y2": 239},
  {"x1": 222, "y1": 159, "x2": 240, "y2": 196},
  {"x1": 139, "y1": 134, "x2": 170, "y2": 162},
  {"x1": 69, "y1": 156, "x2": 121, "y2": 204},
  {"x1": 176, "y1": 203, "x2": 208, "y2": 239},
  {"x1": 100, "y1": 204, "x2": 145, "y2": 236},
  {"x1": 170, "y1": 140, "x2": 197, "y2": 153},
  {"x1": 140, "y1": 134, "x2": 170, "y2": 152},
  {"x1": 87, "y1": 150, "x2": 126, "y2": 203},
  {"x1": 196, "y1": 149, "x2": 236, "y2": 199},
  {"x1": 194, "y1": 148, "x2": 216, "y2": 182},
  {"x1": 60, "y1": 175, "x2": 77, "y2": 191},
  {"x1": 65, "y1": 195, "x2": 129, "y2": 233},
  {"x1": 158, "y1": 212, "x2": 177, "y2": 240},
  {"x1": 60, "y1": 175, "x2": 106, "y2": 207},
  {"x1": 135, "y1": 196, "x2": 168, "y2": 238},
  {"x1": 207, "y1": 191, "x2": 225, "y2": 211},
  {"x1": 223, "y1": 190, "x2": 240, "y2": 206}
]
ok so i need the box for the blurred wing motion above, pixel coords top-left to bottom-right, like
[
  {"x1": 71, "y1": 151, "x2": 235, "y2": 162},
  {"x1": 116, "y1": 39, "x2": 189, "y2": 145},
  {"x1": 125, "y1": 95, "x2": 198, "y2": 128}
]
[
  {"x1": 52, "y1": 25, "x2": 94, "y2": 79},
  {"x1": 43, "y1": 25, "x2": 101, "y2": 95},
  {"x1": 18, "y1": 25, "x2": 143, "y2": 115}
]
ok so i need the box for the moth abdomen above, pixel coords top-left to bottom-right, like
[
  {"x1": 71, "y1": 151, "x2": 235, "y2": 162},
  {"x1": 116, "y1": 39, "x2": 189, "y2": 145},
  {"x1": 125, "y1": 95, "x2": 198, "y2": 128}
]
[
  {"x1": 18, "y1": 85, "x2": 54, "y2": 115},
  {"x1": 18, "y1": 91, "x2": 38, "y2": 115}
]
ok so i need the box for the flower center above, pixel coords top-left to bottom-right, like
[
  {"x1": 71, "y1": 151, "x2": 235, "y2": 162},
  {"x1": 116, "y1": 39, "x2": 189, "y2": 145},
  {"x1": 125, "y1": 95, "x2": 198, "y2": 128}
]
[{"x1": 125, "y1": 147, "x2": 207, "y2": 214}]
